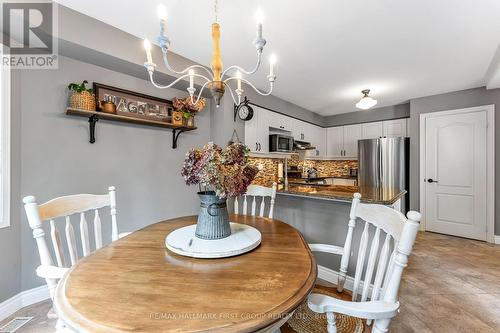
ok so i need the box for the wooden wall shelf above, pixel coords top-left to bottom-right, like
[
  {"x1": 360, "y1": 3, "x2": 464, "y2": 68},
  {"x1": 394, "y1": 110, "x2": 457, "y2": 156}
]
[{"x1": 66, "y1": 108, "x2": 196, "y2": 148}]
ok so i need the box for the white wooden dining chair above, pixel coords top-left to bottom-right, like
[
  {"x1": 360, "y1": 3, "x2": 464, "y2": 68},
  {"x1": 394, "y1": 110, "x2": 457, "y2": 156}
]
[
  {"x1": 23, "y1": 186, "x2": 128, "y2": 304},
  {"x1": 234, "y1": 182, "x2": 277, "y2": 218},
  {"x1": 307, "y1": 193, "x2": 421, "y2": 333}
]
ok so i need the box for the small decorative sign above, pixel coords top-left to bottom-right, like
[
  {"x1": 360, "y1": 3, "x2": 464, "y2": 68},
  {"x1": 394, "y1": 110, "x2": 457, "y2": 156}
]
[{"x1": 93, "y1": 82, "x2": 174, "y2": 122}]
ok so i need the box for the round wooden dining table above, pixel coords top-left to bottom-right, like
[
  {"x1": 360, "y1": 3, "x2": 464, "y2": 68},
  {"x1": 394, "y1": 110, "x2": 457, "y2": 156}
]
[{"x1": 54, "y1": 215, "x2": 317, "y2": 332}]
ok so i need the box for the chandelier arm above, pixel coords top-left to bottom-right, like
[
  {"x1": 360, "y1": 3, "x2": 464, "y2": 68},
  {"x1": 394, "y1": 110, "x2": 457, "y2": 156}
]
[
  {"x1": 221, "y1": 51, "x2": 262, "y2": 77},
  {"x1": 148, "y1": 72, "x2": 189, "y2": 90},
  {"x1": 161, "y1": 48, "x2": 215, "y2": 79},
  {"x1": 192, "y1": 73, "x2": 214, "y2": 83},
  {"x1": 240, "y1": 78, "x2": 274, "y2": 96},
  {"x1": 222, "y1": 81, "x2": 241, "y2": 105},
  {"x1": 190, "y1": 81, "x2": 211, "y2": 105}
]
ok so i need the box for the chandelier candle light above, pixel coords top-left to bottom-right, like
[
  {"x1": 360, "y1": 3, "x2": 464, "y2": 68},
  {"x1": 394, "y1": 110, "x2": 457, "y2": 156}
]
[{"x1": 143, "y1": 1, "x2": 277, "y2": 108}]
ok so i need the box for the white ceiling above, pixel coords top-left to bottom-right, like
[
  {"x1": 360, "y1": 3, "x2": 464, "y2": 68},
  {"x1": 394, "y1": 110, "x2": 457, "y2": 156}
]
[{"x1": 55, "y1": 0, "x2": 500, "y2": 116}]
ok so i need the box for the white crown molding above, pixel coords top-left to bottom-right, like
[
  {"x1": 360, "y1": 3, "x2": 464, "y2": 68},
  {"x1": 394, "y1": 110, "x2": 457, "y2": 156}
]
[{"x1": 0, "y1": 285, "x2": 49, "y2": 321}]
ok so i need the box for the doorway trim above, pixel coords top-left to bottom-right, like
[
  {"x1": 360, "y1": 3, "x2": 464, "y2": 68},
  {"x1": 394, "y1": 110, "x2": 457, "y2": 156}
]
[{"x1": 419, "y1": 105, "x2": 495, "y2": 242}]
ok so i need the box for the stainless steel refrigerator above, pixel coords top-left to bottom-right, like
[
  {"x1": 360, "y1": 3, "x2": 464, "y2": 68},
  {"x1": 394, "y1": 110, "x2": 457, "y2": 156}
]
[{"x1": 358, "y1": 137, "x2": 409, "y2": 212}]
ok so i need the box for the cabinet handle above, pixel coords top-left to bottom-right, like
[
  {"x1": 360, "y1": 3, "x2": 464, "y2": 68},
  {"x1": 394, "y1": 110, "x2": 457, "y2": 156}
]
[
  {"x1": 256, "y1": 142, "x2": 258, "y2": 151},
  {"x1": 258, "y1": 143, "x2": 261, "y2": 151}
]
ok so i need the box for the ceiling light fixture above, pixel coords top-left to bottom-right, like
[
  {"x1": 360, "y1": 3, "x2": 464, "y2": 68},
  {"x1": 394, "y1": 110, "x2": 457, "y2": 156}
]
[
  {"x1": 142, "y1": 0, "x2": 277, "y2": 108},
  {"x1": 355, "y1": 89, "x2": 377, "y2": 110}
]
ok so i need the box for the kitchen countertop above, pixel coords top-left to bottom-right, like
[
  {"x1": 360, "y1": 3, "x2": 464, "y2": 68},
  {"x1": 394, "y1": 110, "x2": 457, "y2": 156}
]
[
  {"x1": 277, "y1": 184, "x2": 406, "y2": 205},
  {"x1": 288, "y1": 175, "x2": 357, "y2": 180}
]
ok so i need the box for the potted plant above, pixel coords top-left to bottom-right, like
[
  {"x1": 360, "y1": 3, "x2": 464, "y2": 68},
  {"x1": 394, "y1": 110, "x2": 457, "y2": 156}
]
[
  {"x1": 68, "y1": 80, "x2": 96, "y2": 111},
  {"x1": 181, "y1": 142, "x2": 258, "y2": 239},
  {"x1": 172, "y1": 97, "x2": 206, "y2": 127}
]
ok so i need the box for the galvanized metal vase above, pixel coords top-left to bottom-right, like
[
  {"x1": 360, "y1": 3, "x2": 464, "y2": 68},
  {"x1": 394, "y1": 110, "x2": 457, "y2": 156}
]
[{"x1": 195, "y1": 191, "x2": 231, "y2": 240}]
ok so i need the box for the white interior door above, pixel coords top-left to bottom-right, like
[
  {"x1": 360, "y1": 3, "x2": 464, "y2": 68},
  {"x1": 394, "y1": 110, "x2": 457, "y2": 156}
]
[{"x1": 424, "y1": 110, "x2": 487, "y2": 240}]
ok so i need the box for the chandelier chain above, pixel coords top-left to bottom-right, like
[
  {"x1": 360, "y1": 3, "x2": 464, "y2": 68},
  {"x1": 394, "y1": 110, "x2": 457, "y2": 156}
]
[{"x1": 214, "y1": 0, "x2": 219, "y2": 23}]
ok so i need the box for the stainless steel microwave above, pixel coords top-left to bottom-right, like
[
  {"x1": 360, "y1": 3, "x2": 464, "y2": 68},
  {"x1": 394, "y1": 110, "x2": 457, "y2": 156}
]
[{"x1": 269, "y1": 134, "x2": 294, "y2": 152}]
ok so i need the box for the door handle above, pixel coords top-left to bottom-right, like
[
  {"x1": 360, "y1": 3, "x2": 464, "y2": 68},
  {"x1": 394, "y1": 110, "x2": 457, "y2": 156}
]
[{"x1": 427, "y1": 178, "x2": 438, "y2": 183}]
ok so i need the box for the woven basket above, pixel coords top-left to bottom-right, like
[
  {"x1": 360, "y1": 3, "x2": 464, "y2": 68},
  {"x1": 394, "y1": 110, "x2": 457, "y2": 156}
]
[
  {"x1": 286, "y1": 287, "x2": 364, "y2": 333},
  {"x1": 70, "y1": 91, "x2": 96, "y2": 111}
]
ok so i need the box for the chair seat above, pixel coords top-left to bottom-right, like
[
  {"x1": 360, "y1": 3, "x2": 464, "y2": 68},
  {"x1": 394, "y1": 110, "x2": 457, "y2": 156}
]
[{"x1": 284, "y1": 283, "x2": 366, "y2": 333}]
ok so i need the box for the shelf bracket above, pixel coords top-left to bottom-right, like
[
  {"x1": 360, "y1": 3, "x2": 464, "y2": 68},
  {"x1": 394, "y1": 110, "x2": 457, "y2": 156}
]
[
  {"x1": 88, "y1": 114, "x2": 99, "y2": 144},
  {"x1": 172, "y1": 128, "x2": 185, "y2": 149}
]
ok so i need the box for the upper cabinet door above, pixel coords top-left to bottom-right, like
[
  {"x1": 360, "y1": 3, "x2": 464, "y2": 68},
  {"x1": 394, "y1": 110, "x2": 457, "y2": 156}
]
[
  {"x1": 326, "y1": 127, "x2": 344, "y2": 158},
  {"x1": 244, "y1": 111, "x2": 260, "y2": 152},
  {"x1": 244, "y1": 106, "x2": 270, "y2": 153},
  {"x1": 305, "y1": 125, "x2": 326, "y2": 158},
  {"x1": 343, "y1": 124, "x2": 362, "y2": 158},
  {"x1": 314, "y1": 127, "x2": 327, "y2": 157},
  {"x1": 361, "y1": 121, "x2": 383, "y2": 139},
  {"x1": 267, "y1": 111, "x2": 292, "y2": 132},
  {"x1": 291, "y1": 119, "x2": 307, "y2": 141},
  {"x1": 383, "y1": 118, "x2": 407, "y2": 137}
]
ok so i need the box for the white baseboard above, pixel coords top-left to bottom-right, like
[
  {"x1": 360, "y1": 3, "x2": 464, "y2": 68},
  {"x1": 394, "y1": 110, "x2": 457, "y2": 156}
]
[
  {"x1": 317, "y1": 265, "x2": 373, "y2": 295},
  {"x1": 0, "y1": 285, "x2": 49, "y2": 321},
  {"x1": 494, "y1": 235, "x2": 500, "y2": 245}
]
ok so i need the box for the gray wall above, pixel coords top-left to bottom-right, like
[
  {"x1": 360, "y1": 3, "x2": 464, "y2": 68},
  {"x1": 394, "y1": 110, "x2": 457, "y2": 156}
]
[
  {"x1": 0, "y1": 4, "x2": 327, "y2": 303},
  {"x1": 323, "y1": 103, "x2": 410, "y2": 127},
  {"x1": 0, "y1": 72, "x2": 22, "y2": 302},
  {"x1": 17, "y1": 55, "x2": 211, "y2": 292},
  {"x1": 408, "y1": 87, "x2": 500, "y2": 234}
]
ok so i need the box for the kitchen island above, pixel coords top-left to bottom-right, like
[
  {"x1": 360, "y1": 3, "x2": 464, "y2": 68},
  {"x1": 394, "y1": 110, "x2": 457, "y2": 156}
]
[
  {"x1": 271, "y1": 183, "x2": 406, "y2": 280},
  {"x1": 278, "y1": 184, "x2": 405, "y2": 206}
]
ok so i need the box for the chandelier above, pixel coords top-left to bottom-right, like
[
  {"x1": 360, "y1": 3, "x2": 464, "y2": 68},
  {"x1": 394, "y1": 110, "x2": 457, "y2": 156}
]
[{"x1": 142, "y1": 0, "x2": 277, "y2": 108}]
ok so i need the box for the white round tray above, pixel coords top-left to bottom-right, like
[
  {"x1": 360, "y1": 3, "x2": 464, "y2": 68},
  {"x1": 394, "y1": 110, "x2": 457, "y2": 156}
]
[{"x1": 165, "y1": 222, "x2": 262, "y2": 259}]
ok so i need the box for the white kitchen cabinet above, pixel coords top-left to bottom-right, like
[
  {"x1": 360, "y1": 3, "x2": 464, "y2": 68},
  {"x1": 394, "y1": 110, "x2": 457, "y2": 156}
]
[
  {"x1": 326, "y1": 127, "x2": 344, "y2": 158},
  {"x1": 244, "y1": 106, "x2": 269, "y2": 153},
  {"x1": 383, "y1": 118, "x2": 407, "y2": 137},
  {"x1": 291, "y1": 119, "x2": 307, "y2": 141},
  {"x1": 266, "y1": 111, "x2": 293, "y2": 132},
  {"x1": 326, "y1": 124, "x2": 362, "y2": 159},
  {"x1": 343, "y1": 124, "x2": 362, "y2": 158},
  {"x1": 361, "y1": 121, "x2": 383, "y2": 139},
  {"x1": 244, "y1": 105, "x2": 331, "y2": 158},
  {"x1": 305, "y1": 125, "x2": 326, "y2": 158}
]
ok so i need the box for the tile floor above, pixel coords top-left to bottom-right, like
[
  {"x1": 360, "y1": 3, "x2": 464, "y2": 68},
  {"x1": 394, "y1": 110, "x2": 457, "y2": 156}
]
[{"x1": 2, "y1": 231, "x2": 499, "y2": 332}]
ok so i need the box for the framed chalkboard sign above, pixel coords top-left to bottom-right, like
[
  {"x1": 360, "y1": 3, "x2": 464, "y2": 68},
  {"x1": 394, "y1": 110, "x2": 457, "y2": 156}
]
[{"x1": 93, "y1": 82, "x2": 174, "y2": 122}]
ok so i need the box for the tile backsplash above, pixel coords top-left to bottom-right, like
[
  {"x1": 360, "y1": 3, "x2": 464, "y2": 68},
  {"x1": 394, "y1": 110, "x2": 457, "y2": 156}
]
[{"x1": 248, "y1": 156, "x2": 358, "y2": 187}]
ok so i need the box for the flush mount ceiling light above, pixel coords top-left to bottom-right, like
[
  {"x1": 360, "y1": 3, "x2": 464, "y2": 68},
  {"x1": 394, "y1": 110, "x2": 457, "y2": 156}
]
[
  {"x1": 355, "y1": 89, "x2": 377, "y2": 110},
  {"x1": 142, "y1": 0, "x2": 277, "y2": 108}
]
